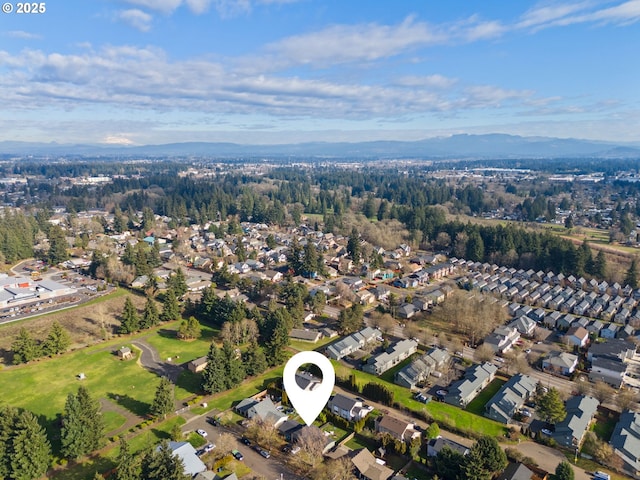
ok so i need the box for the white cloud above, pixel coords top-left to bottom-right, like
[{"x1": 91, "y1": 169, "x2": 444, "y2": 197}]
[
  {"x1": 121, "y1": 0, "x2": 182, "y2": 14},
  {"x1": 3, "y1": 31, "x2": 42, "y2": 40},
  {"x1": 517, "y1": 0, "x2": 640, "y2": 30},
  {"x1": 118, "y1": 9, "x2": 153, "y2": 32}
]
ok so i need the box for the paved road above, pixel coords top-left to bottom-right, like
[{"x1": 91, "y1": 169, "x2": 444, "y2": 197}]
[
  {"x1": 131, "y1": 339, "x2": 183, "y2": 383},
  {"x1": 513, "y1": 442, "x2": 591, "y2": 480}
]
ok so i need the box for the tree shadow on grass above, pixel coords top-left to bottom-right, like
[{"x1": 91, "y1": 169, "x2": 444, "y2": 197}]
[
  {"x1": 176, "y1": 370, "x2": 204, "y2": 396},
  {"x1": 151, "y1": 427, "x2": 171, "y2": 441},
  {"x1": 106, "y1": 392, "x2": 149, "y2": 418},
  {"x1": 157, "y1": 328, "x2": 178, "y2": 339}
]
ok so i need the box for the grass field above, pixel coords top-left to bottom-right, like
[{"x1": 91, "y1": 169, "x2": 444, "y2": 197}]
[
  {"x1": 145, "y1": 323, "x2": 219, "y2": 362},
  {"x1": 465, "y1": 378, "x2": 506, "y2": 415},
  {"x1": 289, "y1": 335, "x2": 335, "y2": 352}
]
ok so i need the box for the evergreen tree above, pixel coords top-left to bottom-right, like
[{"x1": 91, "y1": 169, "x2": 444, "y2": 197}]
[
  {"x1": 9, "y1": 410, "x2": 51, "y2": 480},
  {"x1": 337, "y1": 304, "x2": 364, "y2": 335},
  {"x1": 243, "y1": 342, "x2": 268, "y2": 377},
  {"x1": 625, "y1": 259, "x2": 639, "y2": 288},
  {"x1": 537, "y1": 387, "x2": 567, "y2": 424},
  {"x1": 0, "y1": 406, "x2": 18, "y2": 478},
  {"x1": 141, "y1": 441, "x2": 190, "y2": 480},
  {"x1": 434, "y1": 445, "x2": 465, "y2": 480},
  {"x1": 140, "y1": 297, "x2": 160, "y2": 329},
  {"x1": 555, "y1": 460, "x2": 575, "y2": 480},
  {"x1": 12, "y1": 327, "x2": 41, "y2": 364},
  {"x1": 264, "y1": 310, "x2": 290, "y2": 366},
  {"x1": 177, "y1": 316, "x2": 201, "y2": 340},
  {"x1": 61, "y1": 386, "x2": 104, "y2": 459},
  {"x1": 593, "y1": 250, "x2": 607, "y2": 278},
  {"x1": 425, "y1": 422, "x2": 440, "y2": 439},
  {"x1": 462, "y1": 436, "x2": 507, "y2": 480},
  {"x1": 47, "y1": 224, "x2": 69, "y2": 265},
  {"x1": 286, "y1": 238, "x2": 303, "y2": 274},
  {"x1": 119, "y1": 296, "x2": 140, "y2": 334},
  {"x1": 161, "y1": 289, "x2": 181, "y2": 322},
  {"x1": 202, "y1": 343, "x2": 227, "y2": 394},
  {"x1": 115, "y1": 436, "x2": 138, "y2": 480},
  {"x1": 347, "y1": 227, "x2": 361, "y2": 264},
  {"x1": 222, "y1": 340, "x2": 245, "y2": 388},
  {"x1": 150, "y1": 377, "x2": 174, "y2": 419},
  {"x1": 43, "y1": 321, "x2": 71, "y2": 356},
  {"x1": 167, "y1": 268, "x2": 188, "y2": 298},
  {"x1": 301, "y1": 241, "x2": 319, "y2": 277}
]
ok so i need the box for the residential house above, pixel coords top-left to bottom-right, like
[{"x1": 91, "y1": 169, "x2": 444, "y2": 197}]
[
  {"x1": 426, "y1": 437, "x2": 470, "y2": 457},
  {"x1": 565, "y1": 326, "x2": 589, "y2": 348},
  {"x1": 394, "y1": 348, "x2": 450, "y2": 389},
  {"x1": 295, "y1": 371, "x2": 322, "y2": 391},
  {"x1": 601, "y1": 323, "x2": 620, "y2": 339},
  {"x1": 351, "y1": 448, "x2": 393, "y2": 480},
  {"x1": 444, "y1": 363, "x2": 498, "y2": 408},
  {"x1": 167, "y1": 441, "x2": 207, "y2": 477},
  {"x1": 484, "y1": 326, "x2": 521, "y2": 354},
  {"x1": 235, "y1": 397, "x2": 288, "y2": 427},
  {"x1": 363, "y1": 339, "x2": 418, "y2": 375},
  {"x1": 590, "y1": 356, "x2": 627, "y2": 388},
  {"x1": 290, "y1": 425, "x2": 335, "y2": 454},
  {"x1": 397, "y1": 303, "x2": 417, "y2": 319},
  {"x1": 497, "y1": 463, "x2": 537, "y2": 480},
  {"x1": 587, "y1": 338, "x2": 636, "y2": 362},
  {"x1": 485, "y1": 374, "x2": 537, "y2": 424},
  {"x1": 188, "y1": 356, "x2": 208, "y2": 373},
  {"x1": 375, "y1": 415, "x2": 421, "y2": 443},
  {"x1": 508, "y1": 316, "x2": 537, "y2": 337},
  {"x1": 610, "y1": 410, "x2": 640, "y2": 479},
  {"x1": 327, "y1": 393, "x2": 373, "y2": 421},
  {"x1": 289, "y1": 328, "x2": 322, "y2": 343},
  {"x1": 325, "y1": 327, "x2": 381, "y2": 360},
  {"x1": 552, "y1": 395, "x2": 599, "y2": 448},
  {"x1": 542, "y1": 351, "x2": 578, "y2": 376}
]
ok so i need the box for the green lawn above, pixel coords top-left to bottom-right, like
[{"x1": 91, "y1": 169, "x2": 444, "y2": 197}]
[
  {"x1": 591, "y1": 417, "x2": 617, "y2": 442},
  {"x1": 333, "y1": 360, "x2": 507, "y2": 438},
  {"x1": 145, "y1": 323, "x2": 220, "y2": 363},
  {"x1": 103, "y1": 411, "x2": 127, "y2": 434},
  {"x1": 345, "y1": 433, "x2": 377, "y2": 451},
  {"x1": 465, "y1": 378, "x2": 506, "y2": 416},
  {"x1": 289, "y1": 335, "x2": 335, "y2": 352},
  {"x1": 205, "y1": 366, "x2": 285, "y2": 412}
]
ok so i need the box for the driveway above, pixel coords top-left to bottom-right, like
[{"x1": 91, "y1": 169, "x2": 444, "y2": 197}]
[
  {"x1": 131, "y1": 339, "x2": 183, "y2": 383},
  {"x1": 513, "y1": 442, "x2": 591, "y2": 480}
]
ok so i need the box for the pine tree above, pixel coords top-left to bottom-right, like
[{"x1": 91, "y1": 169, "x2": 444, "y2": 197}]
[
  {"x1": 243, "y1": 343, "x2": 268, "y2": 377},
  {"x1": 625, "y1": 259, "x2": 639, "y2": 288},
  {"x1": 12, "y1": 327, "x2": 41, "y2": 364},
  {"x1": 462, "y1": 436, "x2": 508, "y2": 480},
  {"x1": 114, "y1": 435, "x2": 138, "y2": 480},
  {"x1": 593, "y1": 250, "x2": 607, "y2": 278},
  {"x1": 265, "y1": 311, "x2": 290, "y2": 366},
  {"x1": 202, "y1": 343, "x2": 227, "y2": 394},
  {"x1": 9, "y1": 410, "x2": 51, "y2": 480},
  {"x1": 537, "y1": 387, "x2": 567, "y2": 424},
  {"x1": 119, "y1": 296, "x2": 140, "y2": 334},
  {"x1": 140, "y1": 297, "x2": 160, "y2": 329},
  {"x1": 222, "y1": 340, "x2": 245, "y2": 388},
  {"x1": 347, "y1": 227, "x2": 361, "y2": 264},
  {"x1": 61, "y1": 386, "x2": 104, "y2": 459},
  {"x1": 0, "y1": 406, "x2": 18, "y2": 478},
  {"x1": 167, "y1": 268, "x2": 188, "y2": 298},
  {"x1": 555, "y1": 460, "x2": 575, "y2": 480},
  {"x1": 47, "y1": 224, "x2": 69, "y2": 265},
  {"x1": 141, "y1": 441, "x2": 190, "y2": 480},
  {"x1": 161, "y1": 289, "x2": 181, "y2": 322},
  {"x1": 43, "y1": 321, "x2": 71, "y2": 355},
  {"x1": 150, "y1": 377, "x2": 174, "y2": 419},
  {"x1": 177, "y1": 316, "x2": 201, "y2": 340}
]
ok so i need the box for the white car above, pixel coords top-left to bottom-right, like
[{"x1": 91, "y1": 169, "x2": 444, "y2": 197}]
[
  {"x1": 541, "y1": 428, "x2": 553, "y2": 436},
  {"x1": 197, "y1": 429, "x2": 208, "y2": 438}
]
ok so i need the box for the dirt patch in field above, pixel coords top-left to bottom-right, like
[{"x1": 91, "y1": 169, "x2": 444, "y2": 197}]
[{"x1": 0, "y1": 291, "x2": 148, "y2": 365}]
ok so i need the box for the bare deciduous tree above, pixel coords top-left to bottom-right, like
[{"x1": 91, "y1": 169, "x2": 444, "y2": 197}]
[
  {"x1": 615, "y1": 388, "x2": 638, "y2": 411},
  {"x1": 294, "y1": 426, "x2": 328, "y2": 469},
  {"x1": 475, "y1": 343, "x2": 495, "y2": 363},
  {"x1": 311, "y1": 457, "x2": 356, "y2": 480},
  {"x1": 593, "y1": 381, "x2": 614, "y2": 404}
]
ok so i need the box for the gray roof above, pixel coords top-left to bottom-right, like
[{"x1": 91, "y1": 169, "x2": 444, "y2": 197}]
[
  {"x1": 485, "y1": 374, "x2": 537, "y2": 424},
  {"x1": 543, "y1": 351, "x2": 578, "y2": 369},
  {"x1": 329, "y1": 393, "x2": 358, "y2": 412},
  {"x1": 167, "y1": 441, "x2": 207, "y2": 476},
  {"x1": 552, "y1": 395, "x2": 599, "y2": 447},
  {"x1": 610, "y1": 410, "x2": 640, "y2": 473},
  {"x1": 395, "y1": 347, "x2": 449, "y2": 388},
  {"x1": 498, "y1": 462, "x2": 535, "y2": 480},
  {"x1": 445, "y1": 362, "x2": 498, "y2": 406}
]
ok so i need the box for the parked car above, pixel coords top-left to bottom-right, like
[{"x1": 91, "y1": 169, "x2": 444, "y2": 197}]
[
  {"x1": 255, "y1": 447, "x2": 270, "y2": 458},
  {"x1": 232, "y1": 449, "x2": 243, "y2": 461},
  {"x1": 241, "y1": 437, "x2": 251, "y2": 446},
  {"x1": 206, "y1": 416, "x2": 219, "y2": 426},
  {"x1": 197, "y1": 429, "x2": 208, "y2": 438},
  {"x1": 203, "y1": 443, "x2": 215, "y2": 453},
  {"x1": 541, "y1": 428, "x2": 553, "y2": 436},
  {"x1": 521, "y1": 409, "x2": 532, "y2": 417}
]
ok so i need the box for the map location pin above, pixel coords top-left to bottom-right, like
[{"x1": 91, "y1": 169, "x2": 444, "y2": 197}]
[{"x1": 283, "y1": 351, "x2": 335, "y2": 426}]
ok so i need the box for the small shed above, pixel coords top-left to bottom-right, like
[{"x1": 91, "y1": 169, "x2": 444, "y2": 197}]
[
  {"x1": 188, "y1": 356, "x2": 208, "y2": 373},
  {"x1": 118, "y1": 346, "x2": 133, "y2": 360}
]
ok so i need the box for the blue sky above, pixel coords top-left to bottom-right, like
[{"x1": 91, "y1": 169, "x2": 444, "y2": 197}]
[{"x1": 1, "y1": 0, "x2": 639, "y2": 145}]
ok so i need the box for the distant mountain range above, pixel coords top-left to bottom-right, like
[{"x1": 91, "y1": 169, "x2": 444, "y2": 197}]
[{"x1": 1, "y1": 134, "x2": 640, "y2": 159}]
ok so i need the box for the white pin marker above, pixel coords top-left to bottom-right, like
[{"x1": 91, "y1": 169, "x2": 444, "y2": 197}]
[{"x1": 283, "y1": 351, "x2": 335, "y2": 426}]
